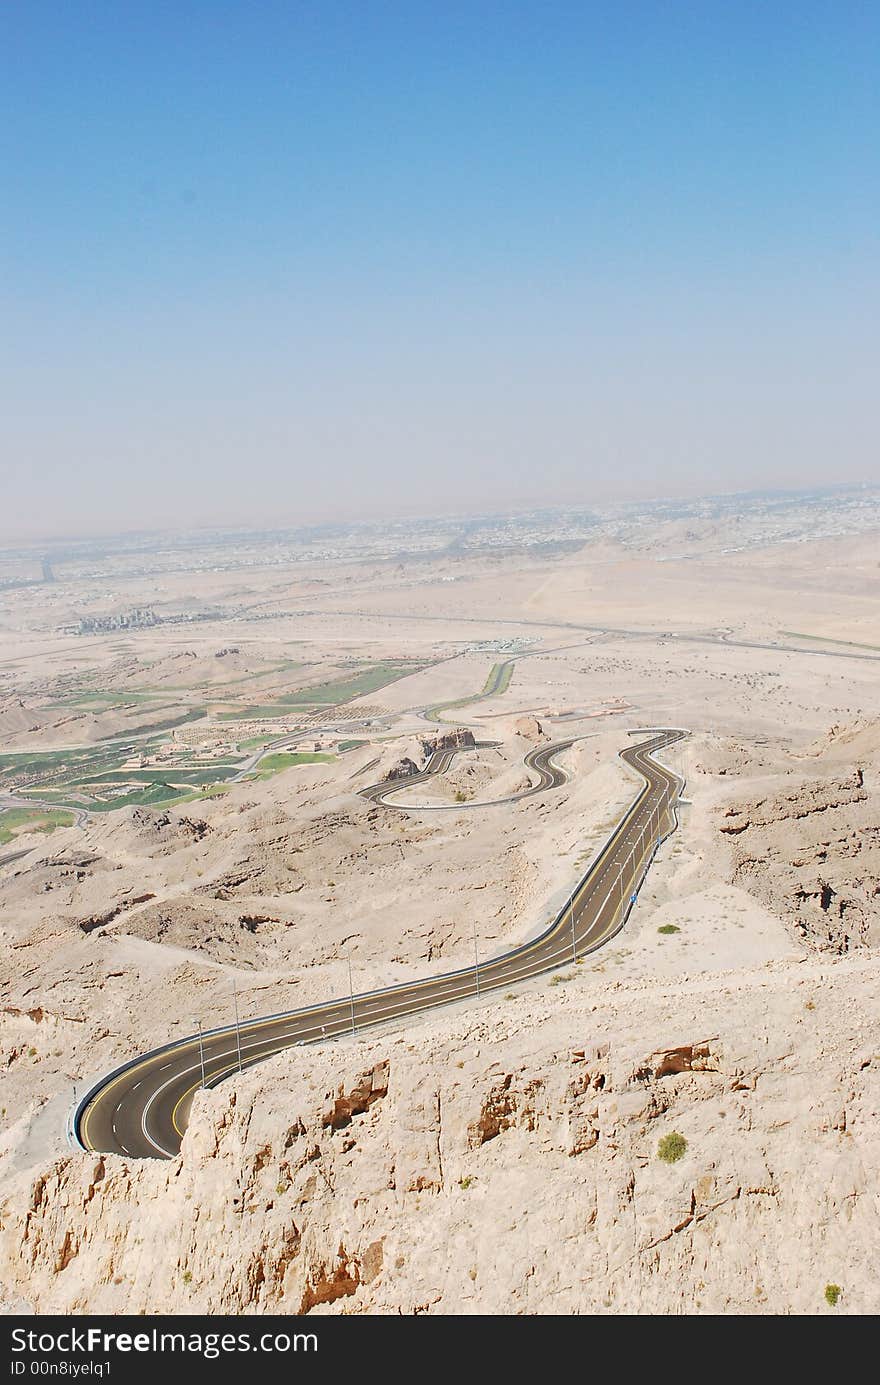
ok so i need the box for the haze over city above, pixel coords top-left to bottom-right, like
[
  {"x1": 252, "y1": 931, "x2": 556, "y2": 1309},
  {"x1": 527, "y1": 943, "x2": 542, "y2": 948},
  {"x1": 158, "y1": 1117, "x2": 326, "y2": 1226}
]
[{"x1": 3, "y1": 2, "x2": 879, "y2": 537}]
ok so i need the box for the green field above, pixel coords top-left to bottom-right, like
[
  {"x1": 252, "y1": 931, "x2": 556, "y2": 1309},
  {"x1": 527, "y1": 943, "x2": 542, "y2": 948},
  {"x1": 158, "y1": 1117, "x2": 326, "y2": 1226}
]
[
  {"x1": 0, "y1": 656, "x2": 416, "y2": 816},
  {"x1": 247, "y1": 751, "x2": 335, "y2": 780},
  {"x1": 94, "y1": 709, "x2": 207, "y2": 738},
  {"x1": 50, "y1": 689, "x2": 170, "y2": 709},
  {"x1": 425, "y1": 659, "x2": 515, "y2": 723},
  {"x1": 277, "y1": 662, "x2": 425, "y2": 704},
  {"x1": 0, "y1": 744, "x2": 141, "y2": 792},
  {"x1": 79, "y1": 765, "x2": 240, "y2": 787},
  {"x1": 217, "y1": 661, "x2": 426, "y2": 720},
  {"x1": 0, "y1": 807, "x2": 76, "y2": 844},
  {"x1": 216, "y1": 702, "x2": 307, "y2": 721},
  {"x1": 0, "y1": 736, "x2": 180, "y2": 784},
  {"x1": 0, "y1": 732, "x2": 242, "y2": 812},
  {"x1": 86, "y1": 784, "x2": 192, "y2": 812}
]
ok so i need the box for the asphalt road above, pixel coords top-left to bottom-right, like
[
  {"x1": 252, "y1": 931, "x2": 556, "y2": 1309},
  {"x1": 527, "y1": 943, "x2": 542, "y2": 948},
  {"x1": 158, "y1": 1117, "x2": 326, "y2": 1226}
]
[
  {"x1": 360, "y1": 739, "x2": 575, "y2": 810},
  {"x1": 75, "y1": 728, "x2": 685, "y2": 1160}
]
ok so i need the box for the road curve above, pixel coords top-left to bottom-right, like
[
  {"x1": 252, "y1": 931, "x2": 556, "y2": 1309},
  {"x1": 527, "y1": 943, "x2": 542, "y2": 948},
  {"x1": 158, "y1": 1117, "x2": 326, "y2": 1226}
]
[
  {"x1": 360, "y1": 739, "x2": 575, "y2": 811},
  {"x1": 74, "y1": 728, "x2": 686, "y2": 1160}
]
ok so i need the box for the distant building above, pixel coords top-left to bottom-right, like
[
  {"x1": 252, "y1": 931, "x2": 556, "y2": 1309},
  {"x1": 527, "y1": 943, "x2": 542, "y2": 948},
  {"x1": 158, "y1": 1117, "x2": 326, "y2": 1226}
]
[{"x1": 77, "y1": 607, "x2": 158, "y2": 635}]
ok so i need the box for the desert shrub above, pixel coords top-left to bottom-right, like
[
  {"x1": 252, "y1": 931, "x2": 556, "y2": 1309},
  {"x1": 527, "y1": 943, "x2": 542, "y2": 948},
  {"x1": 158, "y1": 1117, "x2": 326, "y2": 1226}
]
[
  {"x1": 657, "y1": 1131, "x2": 688, "y2": 1164},
  {"x1": 658, "y1": 924, "x2": 680, "y2": 935},
  {"x1": 459, "y1": 1176, "x2": 474, "y2": 1190},
  {"x1": 825, "y1": 1284, "x2": 841, "y2": 1307}
]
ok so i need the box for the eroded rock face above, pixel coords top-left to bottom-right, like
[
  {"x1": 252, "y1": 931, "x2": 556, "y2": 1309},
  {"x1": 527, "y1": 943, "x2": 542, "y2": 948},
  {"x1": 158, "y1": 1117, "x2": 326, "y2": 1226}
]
[
  {"x1": 418, "y1": 728, "x2": 476, "y2": 758},
  {"x1": 639, "y1": 1040, "x2": 721, "y2": 1079},
  {"x1": 720, "y1": 770, "x2": 880, "y2": 952},
  {"x1": 322, "y1": 1062, "x2": 390, "y2": 1130},
  {"x1": 129, "y1": 808, "x2": 211, "y2": 842},
  {"x1": 382, "y1": 758, "x2": 419, "y2": 783},
  {"x1": 514, "y1": 716, "x2": 544, "y2": 741},
  {"x1": 3, "y1": 973, "x2": 879, "y2": 1316}
]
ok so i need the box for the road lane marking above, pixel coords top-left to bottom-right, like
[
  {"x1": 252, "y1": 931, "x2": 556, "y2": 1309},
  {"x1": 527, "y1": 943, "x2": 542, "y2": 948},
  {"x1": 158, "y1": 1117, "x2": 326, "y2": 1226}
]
[{"x1": 82, "y1": 731, "x2": 683, "y2": 1156}]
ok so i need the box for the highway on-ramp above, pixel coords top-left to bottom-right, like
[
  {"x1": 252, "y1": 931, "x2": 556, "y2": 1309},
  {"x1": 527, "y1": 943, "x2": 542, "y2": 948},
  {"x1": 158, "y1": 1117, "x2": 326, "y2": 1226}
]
[{"x1": 74, "y1": 728, "x2": 686, "y2": 1160}]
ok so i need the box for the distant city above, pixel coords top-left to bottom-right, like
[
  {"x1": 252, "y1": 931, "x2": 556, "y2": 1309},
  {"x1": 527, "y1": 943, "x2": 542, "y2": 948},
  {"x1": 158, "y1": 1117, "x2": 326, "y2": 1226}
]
[{"x1": 1, "y1": 482, "x2": 878, "y2": 592}]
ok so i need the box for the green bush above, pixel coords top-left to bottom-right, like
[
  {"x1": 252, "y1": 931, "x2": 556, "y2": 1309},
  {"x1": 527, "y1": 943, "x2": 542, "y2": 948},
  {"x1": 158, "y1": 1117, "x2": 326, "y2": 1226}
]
[
  {"x1": 824, "y1": 1283, "x2": 841, "y2": 1307},
  {"x1": 459, "y1": 1176, "x2": 474, "y2": 1190},
  {"x1": 657, "y1": 1131, "x2": 688, "y2": 1164},
  {"x1": 658, "y1": 924, "x2": 680, "y2": 935}
]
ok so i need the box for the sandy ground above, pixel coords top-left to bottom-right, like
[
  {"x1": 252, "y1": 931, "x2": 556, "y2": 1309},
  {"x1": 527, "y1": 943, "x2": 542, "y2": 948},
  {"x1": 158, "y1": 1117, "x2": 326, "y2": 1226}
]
[{"x1": 1, "y1": 498, "x2": 879, "y2": 1313}]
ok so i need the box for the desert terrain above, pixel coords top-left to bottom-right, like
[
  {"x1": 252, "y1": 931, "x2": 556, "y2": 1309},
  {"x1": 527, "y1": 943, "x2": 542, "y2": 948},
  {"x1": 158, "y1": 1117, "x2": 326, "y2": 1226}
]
[{"x1": 1, "y1": 487, "x2": 879, "y2": 1314}]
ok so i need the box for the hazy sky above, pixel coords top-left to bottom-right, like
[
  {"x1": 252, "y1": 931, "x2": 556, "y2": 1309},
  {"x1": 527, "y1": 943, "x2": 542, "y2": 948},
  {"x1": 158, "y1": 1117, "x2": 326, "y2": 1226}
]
[{"x1": 2, "y1": 2, "x2": 878, "y2": 538}]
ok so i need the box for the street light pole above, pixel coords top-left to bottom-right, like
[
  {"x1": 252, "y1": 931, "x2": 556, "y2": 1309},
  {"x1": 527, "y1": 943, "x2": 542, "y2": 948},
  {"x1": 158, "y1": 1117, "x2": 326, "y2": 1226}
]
[
  {"x1": 635, "y1": 816, "x2": 648, "y2": 882},
  {"x1": 347, "y1": 951, "x2": 356, "y2": 1036},
  {"x1": 472, "y1": 916, "x2": 480, "y2": 997},
  {"x1": 197, "y1": 1019, "x2": 207, "y2": 1090},
  {"x1": 616, "y1": 853, "x2": 627, "y2": 919},
  {"x1": 569, "y1": 892, "x2": 577, "y2": 965},
  {"x1": 232, "y1": 980, "x2": 243, "y2": 1075}
]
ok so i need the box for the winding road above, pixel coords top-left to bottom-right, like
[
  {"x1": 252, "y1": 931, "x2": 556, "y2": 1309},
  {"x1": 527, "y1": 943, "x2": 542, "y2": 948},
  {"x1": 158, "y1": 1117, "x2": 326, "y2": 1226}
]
[
  {"x1": 74, "y1": 728, "x2": 686, "y2": 1160},
  {"x1": 359, "y1": 738, "x2": 576, "y2": 810}
]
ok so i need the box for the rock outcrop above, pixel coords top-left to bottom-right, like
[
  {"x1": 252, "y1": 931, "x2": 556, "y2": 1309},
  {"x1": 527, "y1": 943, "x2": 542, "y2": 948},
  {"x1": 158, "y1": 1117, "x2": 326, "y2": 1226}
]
[
  {"x1": 382, "y1": 757, "x2": 419, "y2": 782},
  {"x1": 514, "y1": 716, "x2": 544, "y2": 741},
  {"x1": 720, "y1": 769, "x2": 879, "y2": 953},
  {"x1": 418, "y1": 728, "x2": 476, "y2": 758},
  {"x1": 2, "y1": 957, "x2": 878, "y2": 1315}
]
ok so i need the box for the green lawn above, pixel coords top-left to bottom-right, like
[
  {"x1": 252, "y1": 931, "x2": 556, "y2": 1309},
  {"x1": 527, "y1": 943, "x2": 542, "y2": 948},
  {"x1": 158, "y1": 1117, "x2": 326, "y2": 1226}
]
[
  {"x1": 50, "y1": 689, "x2": 169, "y2": 708},
  {"x1": 78, "y1": 765, "x2": 240, "y2": 787},
  {"x1": 0, "y1": 743, "x2": 146, "y2": 792},
  {"x1": 247, "y1": 751, "x2": 335, "y2": 779},
  {"x1": 86, "y1": 784, "x2": 191, "y2": 812},
  {"x1": 16, "y1": 789, "x2": 93, "y2": 805},
  {"x1": 173, "y1": 783, "x2": 232, "y2": 805},
  {"x1": 95, "y1": 709, "x2": 207, "y2": 738},
  {"x1": 217, "y1": 661, "x2": 427, "y2": 720},
  {"x1": 0, "y1": 807, "x2": 76, "y2": 844},
  {"x1": 216, "y1": 702, "x2": 310, "y2": 721},
  {"x1": 0, "y1": 734, "x2": 242, "y2": 812},
  {"x1": 277, "y1": 662, "x2": 425, "y2": 705}
]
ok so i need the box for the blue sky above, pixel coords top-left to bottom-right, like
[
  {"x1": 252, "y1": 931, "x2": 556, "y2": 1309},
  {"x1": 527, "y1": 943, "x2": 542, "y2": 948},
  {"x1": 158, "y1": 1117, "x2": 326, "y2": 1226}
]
[{"x1": 2, "y1": 2, "x2": 878, "y2": 536}]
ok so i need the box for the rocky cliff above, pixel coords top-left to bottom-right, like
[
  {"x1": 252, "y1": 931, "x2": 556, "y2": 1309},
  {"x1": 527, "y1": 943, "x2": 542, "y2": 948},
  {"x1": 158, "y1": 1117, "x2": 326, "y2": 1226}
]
[
  {"x1": 720, "y1": 769, "x2": 879, "y2": 952},
  {"x1": 2, "y1": 949, "x2": 877, "y2": 1315}
]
